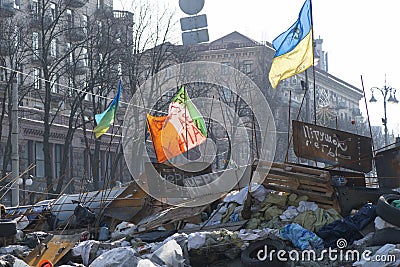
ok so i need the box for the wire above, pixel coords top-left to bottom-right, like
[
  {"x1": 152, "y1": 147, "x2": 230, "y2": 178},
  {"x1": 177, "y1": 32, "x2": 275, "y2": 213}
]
[
  {"x1": 0, "y1": 65, "x2": 167, "y2": 114},
  {"x1": 0, "y1": 65, "x2": 280, "y2": 134}
]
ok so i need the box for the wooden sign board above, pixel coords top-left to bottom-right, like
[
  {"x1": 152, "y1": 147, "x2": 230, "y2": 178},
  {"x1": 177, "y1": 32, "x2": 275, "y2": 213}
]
[{"x1": 292, "y1": 120, "x2": 373, "y2": 172}]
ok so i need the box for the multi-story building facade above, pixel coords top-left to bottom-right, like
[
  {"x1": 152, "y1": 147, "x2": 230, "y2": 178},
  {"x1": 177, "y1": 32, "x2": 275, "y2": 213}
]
[
  {"x1": 0, "y1": 0, "x2": 134, "y2": 205},
  {"x1": 191, "y1": 32, "x2": 365, "y2": 163}
]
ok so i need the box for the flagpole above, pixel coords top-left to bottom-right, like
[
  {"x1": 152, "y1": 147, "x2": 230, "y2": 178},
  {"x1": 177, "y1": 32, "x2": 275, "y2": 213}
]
[
  {"x1": 310, "y1": 0, "x2": 317, "y2": 125},
  {"x1": 184, "y1": 86, "x2": 189, "y2": 159}
]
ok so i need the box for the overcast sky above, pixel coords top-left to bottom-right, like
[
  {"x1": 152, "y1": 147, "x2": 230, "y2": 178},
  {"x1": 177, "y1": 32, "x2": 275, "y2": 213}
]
[{"x1": 114, "y1": 0, "x2": 400, "y2": 137}]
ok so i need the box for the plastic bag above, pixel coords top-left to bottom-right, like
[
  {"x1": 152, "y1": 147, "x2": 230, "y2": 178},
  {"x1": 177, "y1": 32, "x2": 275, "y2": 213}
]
[
  {"x1": 279, "y1": 223, "x2": 324, "y2": 250},
  {"x1": 111, "y1": 221, "x2": 137, "y2": 240}
]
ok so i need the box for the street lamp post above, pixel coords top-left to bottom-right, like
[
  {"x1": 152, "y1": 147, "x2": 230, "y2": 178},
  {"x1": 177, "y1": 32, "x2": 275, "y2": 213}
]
[{"x1": 370, "y1": 84, "x2": 398, "y2": 147}]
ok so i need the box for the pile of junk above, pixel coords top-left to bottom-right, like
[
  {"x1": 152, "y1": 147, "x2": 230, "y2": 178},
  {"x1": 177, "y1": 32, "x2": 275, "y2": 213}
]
[{"x1": 0, "y1": 158, "x2": 399, "y2": 267}]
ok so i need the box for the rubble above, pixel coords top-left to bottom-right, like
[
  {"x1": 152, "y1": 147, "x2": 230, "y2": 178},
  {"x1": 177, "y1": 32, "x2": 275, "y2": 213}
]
[{"x1": 0, "y1": 179, "x2": 398, "y2": 266}]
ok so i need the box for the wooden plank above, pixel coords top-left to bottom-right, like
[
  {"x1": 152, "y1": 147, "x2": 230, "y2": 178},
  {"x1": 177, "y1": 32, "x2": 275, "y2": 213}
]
[
  {"x1": 24, "y1": 234, "x2": 81, "y2": 267},
  {"x1": 265, "y1": 179, "x2": 332, "y2": 195},
  {"x1": 271, "y1": 162, "x2": 329, "y2": 176},
  {"x1": 265, "y1": 174, "x2": 300, "y2": 186},
  {"x1": 257, "y1": 160, "x2": 340, "y2": 212},
  {"x1": 298, "y1": 184, "x2": 331, "y2": 194},
  {"x1": 264, "y1": 174, "x2": 334, "y2": 196},
  {"x1": 264, "y1": 177, "x2": 299, "y2": 186},
  {"x1": 263, "y1": 184, "x2": 333, "y2": 198},
  {"x1": 268, "y1": 169, "x2": 328, "y2": 184},
  {"x1": 299, "y1": 179, "x2": 330, "y2": 188}
]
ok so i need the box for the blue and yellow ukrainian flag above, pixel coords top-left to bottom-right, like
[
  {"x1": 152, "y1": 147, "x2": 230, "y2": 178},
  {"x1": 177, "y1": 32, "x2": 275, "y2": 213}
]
[
  {"x1": 268, "y1": 0, "x2": 313, "y2": 89},
  {"x1": 93, "y1": 80, "x2": 122, "y2": 138}
]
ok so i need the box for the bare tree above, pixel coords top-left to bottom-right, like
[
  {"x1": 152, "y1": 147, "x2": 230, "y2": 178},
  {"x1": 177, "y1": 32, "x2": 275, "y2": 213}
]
[
  {"x1": 22, "y1": 0, "x2": 93, "y2": 192},
  {"x1": 77, "y1": 8, "x2": 130, "y2": 191},
  {"x1": 0, "y1": 16, "x2": 29, "y2": 181}
]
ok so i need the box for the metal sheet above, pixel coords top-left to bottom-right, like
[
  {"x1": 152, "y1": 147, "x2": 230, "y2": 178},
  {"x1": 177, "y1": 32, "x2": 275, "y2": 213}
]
[
  {"x1": 292, "y1": 120, "x2": 373, "y2": 172},
  {"x1": 182, "y1": 29, "x2": 209, "y2": 45},
  {"x1": 376, "y1": 145, "x2": 400, "y2": 188},
  {"x1": 180, "y1": 14, "x2": 207, "y2": 31},
  {"x1": 136, "y1": 205, "x2": 208, "y2": 231},
  {"x1": 335, "y1": 186, "x2": 399, "y2": 216},
  {"x1": 103, "y1": 182, "x2": 147, "y2": 221},
  {"x1": 49, "y1": 187, "x2": 126, "y2": 229}
]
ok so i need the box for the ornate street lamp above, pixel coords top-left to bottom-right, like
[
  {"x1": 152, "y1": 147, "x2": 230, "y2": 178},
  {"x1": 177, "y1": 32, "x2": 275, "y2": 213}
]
[{"x1": 370, "y1": 84, "x2": 398, "y2": 146}]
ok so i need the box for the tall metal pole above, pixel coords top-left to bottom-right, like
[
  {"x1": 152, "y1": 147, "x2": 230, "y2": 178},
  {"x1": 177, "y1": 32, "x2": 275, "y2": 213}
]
[
  {"x1": 383, "y1": 91, "x2": 388, "y2": 146},
  {"x1": 309, "y1": 0, "x2": 317, "y2": 125},
  {"x1": 11, "y1": 75, "x2": 19, "y2": 207},
  {"x1": 304, "y1": 71, "x2": 311, "y2": 123}
]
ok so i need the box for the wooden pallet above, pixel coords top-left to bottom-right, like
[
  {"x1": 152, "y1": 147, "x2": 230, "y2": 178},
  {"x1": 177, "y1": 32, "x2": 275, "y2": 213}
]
[{"x1": 257, "y1": 161, "x2": 340, "y2": 212}]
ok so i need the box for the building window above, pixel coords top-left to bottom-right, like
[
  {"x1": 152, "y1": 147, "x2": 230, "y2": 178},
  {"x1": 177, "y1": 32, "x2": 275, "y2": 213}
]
[
  {"x1": 222, "y1": 88, "x2": 232, "y2": 100},
  {"x1": 14, "y1": 0, "x2": 20, "y2": 9},
  {"x1": 35, "y1": 142, "x2": 44, "y2": 178},
  {"x1": 221, "y1": 62, "x2": 230, "y2": 75},
  {"x1": 82, "y1": 14, "x2": 88, "y2": 34},
  {"x1": 66, "y1": 42, "x2": 73, "y2": 63},
  {"x1": 17, "y1": 63, "x2": 23, "y2": 84},
  {"x1": 66, "y1": 9, "x2": 73, "y2": 28},
  {"x1": 14, "y1": 26, "x2": 20, "y2": 47},
  {"x1": 50, "y1": 39, "x2": 57, "y2": 58},
  {"x1": 97, "y1": 21, "x2": 102, "y2": 37},
  {"x1": 50, "y1": 74, "x2": 59, "y2": 93},
  {"x1": 81, "y1": 47, "x2": 88, "y2": 67},
  {"x1": 0, "y1": 60, "x2": 6, "y2": 82},
  {"x1": 291, "y1": 76, "x2": 297, "y2": 85},
  {"x1": 165, "y1": 67, "x2": 174, "y2": 78},
  {"x1": 84, "y1": 81, "x2": 90, "y2": 101},
  {"x1": 22, "y1": 141, "x2": 31, "y2": 174},
  {"x1": 50, "y1": 3, "x2": 57, "y2": 21},
  {"x1": 32, "y1": 32, "x2": 39, "y2": 53},
  {"x1": 33, "y1": 68, "x2": 40, "y2": 89},
  {"x1": 31, "y1": 0, "x2": 39, "y2": 14},
  {"x1": 243, "y1": 60, "x2": 252, "y2": 74},
  {"x1": 54, "y1": 144, "x2": 62, "y2": 178}
]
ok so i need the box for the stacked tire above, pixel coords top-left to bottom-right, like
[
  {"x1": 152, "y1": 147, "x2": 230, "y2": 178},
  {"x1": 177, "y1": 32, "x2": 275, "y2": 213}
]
[{"x1": 376, "y1": 194, "x2": 400, "y2": 227}]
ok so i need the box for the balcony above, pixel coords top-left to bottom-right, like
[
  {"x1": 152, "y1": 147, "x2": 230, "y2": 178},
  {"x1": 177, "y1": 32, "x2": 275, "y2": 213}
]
[
  {"x1": 0, "y1": 0, "x2": 15, "y2": 18},
  {"x1": 65, "y1": 28, "x2": 86, "y2": 43},
  {"x1": 113, "y1": 10, "x2": 134, "y2": 26},
  {"x1": 65, "y1": 0, "x2": 88, "y2": 8},
  {"x1": 29, "y1": 14, "x2": 52, "y2": 30}
]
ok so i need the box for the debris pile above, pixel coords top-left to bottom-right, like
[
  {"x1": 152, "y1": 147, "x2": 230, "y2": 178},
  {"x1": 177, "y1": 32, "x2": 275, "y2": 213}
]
[{"x1": 0, "y1": 184, "x2": 399, "y2": 266}]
